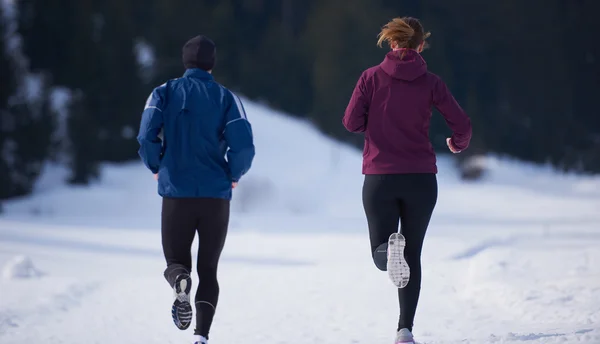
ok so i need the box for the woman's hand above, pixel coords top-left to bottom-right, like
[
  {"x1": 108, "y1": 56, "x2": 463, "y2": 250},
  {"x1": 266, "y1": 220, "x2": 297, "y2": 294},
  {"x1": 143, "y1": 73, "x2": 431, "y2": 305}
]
[{"x1": 446, "y1": 138, "x2": 462, "y2": 154}]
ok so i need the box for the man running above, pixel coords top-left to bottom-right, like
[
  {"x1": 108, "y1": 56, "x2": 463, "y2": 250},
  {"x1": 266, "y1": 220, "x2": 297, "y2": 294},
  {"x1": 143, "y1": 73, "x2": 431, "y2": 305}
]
[{"x1": 137, "y1": 34, "x2": 255, "y2": 344}]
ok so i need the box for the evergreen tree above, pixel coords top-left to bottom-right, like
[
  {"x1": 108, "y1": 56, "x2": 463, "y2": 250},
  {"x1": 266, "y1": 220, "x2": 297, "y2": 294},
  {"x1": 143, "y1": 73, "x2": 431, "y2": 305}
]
[
  {"x1": 6, "y1": 86, "x2": 55, "y2": 196},
  {"x1": 66, "y1": 91, "x2": 99, "y2": 184},
  {"x1": 237, "y1": 0, "x2": 313, "y2": 116},
  {"x1": 562, "y1": 0, "x2": 600, "y2": 172},
  {"x1": 18, "y1": 0, "x2": 101, "y2": 184},
  {"x1": 90, "y1": 0, "x2": 146, "y2": 162},
  {"x1": 18, "y1": 0, "x2": 146, "y2": 181},
  {"x1": 0, "y1": 3, "x2": 55, "y2": 199},
  {"x1": 305, "y1": 0, "x2": 389, "y2": 143},
  {"x1": 0, "y1": 3, "x2": 16, "y2": 199},
  {"x1": 147, "y1": 0, "x2": 213, "y2": 84}
]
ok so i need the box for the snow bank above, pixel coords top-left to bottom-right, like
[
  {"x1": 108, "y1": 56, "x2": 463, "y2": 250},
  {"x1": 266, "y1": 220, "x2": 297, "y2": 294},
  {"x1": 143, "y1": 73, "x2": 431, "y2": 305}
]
[
  {"x1": 2, "y1": 255, "x2": 44, "y2": 279},
  {"x1": 478, "y1": 154, "x2": 600, "y2": 198}
]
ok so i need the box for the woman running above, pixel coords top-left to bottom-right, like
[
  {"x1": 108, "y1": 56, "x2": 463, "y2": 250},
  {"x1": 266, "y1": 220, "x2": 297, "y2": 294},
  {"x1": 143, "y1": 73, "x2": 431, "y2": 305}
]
[{"x1": 342, "y1": 17, "x2": 472, "y2": 344}]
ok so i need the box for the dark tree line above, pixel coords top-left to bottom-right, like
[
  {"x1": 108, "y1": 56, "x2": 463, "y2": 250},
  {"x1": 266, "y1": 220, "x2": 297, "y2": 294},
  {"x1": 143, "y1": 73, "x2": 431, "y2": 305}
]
[
  {"x1": 0, "y1": 2, "x2": 54, "y2": 200},
  {"x1": 1, "y1": 0, "x2": 599, "y2": 200}
]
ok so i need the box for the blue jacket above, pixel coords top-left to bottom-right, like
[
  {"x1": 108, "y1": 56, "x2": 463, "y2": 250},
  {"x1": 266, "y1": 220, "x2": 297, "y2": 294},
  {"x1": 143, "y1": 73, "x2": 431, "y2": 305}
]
[{"x1": 137, "y1": 68, "x2": 255, "y2": 200}]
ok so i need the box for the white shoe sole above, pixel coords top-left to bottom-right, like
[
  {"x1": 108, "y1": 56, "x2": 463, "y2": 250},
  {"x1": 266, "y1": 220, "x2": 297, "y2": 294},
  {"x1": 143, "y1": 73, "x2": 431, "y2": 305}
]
[
  {"x1": 387, "y1": 233, "x2": 410, "y2": 288},
  {"x1": 395, "y1": 339, "x2": 415, "y2": 344},
  {"x1": 172, "y1": 274, "x2": 193, "y2": 330}
]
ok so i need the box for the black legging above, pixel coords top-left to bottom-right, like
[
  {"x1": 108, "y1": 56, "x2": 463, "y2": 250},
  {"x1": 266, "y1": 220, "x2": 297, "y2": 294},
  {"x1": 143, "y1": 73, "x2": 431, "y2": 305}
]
[
  {"x1": 362, "y1": 174, "x2": 437, "y2": 332},
  {"x1": 161, "y1": 197, "x2": 230, "y2": 339}
]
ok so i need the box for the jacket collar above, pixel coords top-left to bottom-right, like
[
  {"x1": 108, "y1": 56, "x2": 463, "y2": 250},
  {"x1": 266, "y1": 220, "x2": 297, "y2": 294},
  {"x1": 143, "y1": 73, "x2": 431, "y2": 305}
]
[{"x1": 183, "y1": 68, "x2": 214, "y2": 80}]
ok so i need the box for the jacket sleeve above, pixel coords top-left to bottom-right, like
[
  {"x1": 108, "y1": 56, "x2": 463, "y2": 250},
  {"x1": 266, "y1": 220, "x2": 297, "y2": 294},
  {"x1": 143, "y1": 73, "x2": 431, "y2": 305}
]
[
  {"x1": 224, "y1": 91, "x2": 255, "y2": 182},
  {"x1": 343, "y1": 72, "x2": 370, "y2": 133},
  {"x1": 137, "y1": 85, "x2": 166, "y2": 174},
  {"x1": 433, "y1": 77, "x2": 472, "y2": 151}
]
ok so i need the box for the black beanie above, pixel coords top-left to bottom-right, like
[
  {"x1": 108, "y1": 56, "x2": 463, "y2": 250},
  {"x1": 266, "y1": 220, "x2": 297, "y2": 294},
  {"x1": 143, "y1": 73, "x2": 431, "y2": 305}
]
[{"x1": 182, "y1": 35, "x2": 216, "y2": 71}]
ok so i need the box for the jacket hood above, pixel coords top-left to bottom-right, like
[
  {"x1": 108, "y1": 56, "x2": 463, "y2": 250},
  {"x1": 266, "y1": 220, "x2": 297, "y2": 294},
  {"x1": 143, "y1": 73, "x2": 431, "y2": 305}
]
[{"x1": 379, "y1": 49, "x2": 427, "y2": 81}]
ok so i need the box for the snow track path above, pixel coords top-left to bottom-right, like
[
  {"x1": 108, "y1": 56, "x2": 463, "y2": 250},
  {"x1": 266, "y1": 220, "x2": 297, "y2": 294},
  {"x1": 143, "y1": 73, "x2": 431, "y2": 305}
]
[{"x1": 1, "y1": 222, "x2": 599, "y2": 344}]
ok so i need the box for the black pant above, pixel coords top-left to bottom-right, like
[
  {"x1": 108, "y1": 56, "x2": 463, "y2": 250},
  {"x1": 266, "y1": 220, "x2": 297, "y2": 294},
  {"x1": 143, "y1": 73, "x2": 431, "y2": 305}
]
[
  {"x1": 161, "y1": 197, "x2": 230, "y2": 338},
  {"x1": 362, "y1": 174, "x2": 437, "y2": 332}
]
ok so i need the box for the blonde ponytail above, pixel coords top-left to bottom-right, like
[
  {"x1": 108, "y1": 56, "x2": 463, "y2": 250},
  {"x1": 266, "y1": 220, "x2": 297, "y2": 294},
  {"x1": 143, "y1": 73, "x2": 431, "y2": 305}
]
[{"x1": 377, "y1": 17, "x2": 431, "y2": 55}]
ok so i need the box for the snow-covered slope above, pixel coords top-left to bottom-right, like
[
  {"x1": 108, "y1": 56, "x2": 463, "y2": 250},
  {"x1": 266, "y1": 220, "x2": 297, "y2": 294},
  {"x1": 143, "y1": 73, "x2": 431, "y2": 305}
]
[
  {"x1": 3, "y1": 98, "x2": 598, "y2": 230},
  {"x1": 1, "y1": 98, "x2": 599, "y2": 344}
]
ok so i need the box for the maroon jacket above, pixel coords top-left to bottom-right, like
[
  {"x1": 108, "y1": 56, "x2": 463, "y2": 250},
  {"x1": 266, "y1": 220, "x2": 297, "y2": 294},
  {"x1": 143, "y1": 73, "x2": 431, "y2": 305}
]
[{"x1": 343, "y1": 49, "x2": 472, "y2": 174}]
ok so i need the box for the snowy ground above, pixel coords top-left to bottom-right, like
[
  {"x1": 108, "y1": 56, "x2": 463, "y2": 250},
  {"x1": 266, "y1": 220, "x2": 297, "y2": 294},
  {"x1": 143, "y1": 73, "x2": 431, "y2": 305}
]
[{"x1": 1, "y1": 99, "x2": 600, "y2": 344}]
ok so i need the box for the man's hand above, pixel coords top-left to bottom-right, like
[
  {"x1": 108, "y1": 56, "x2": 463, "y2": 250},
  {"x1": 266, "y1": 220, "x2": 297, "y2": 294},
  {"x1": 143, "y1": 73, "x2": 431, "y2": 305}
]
[
  {"x1": 153, "y1": 173, "x2": 158, "y2": 181},
  {"x1": 232, "y1": 182, "x2": 238, "y2": 189}
]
